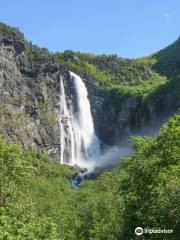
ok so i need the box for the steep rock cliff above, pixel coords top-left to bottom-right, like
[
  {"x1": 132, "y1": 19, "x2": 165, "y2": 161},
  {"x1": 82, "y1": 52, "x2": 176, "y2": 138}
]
[
  {"x1": 0, "y1": 32, "x2": 71, "y2": 161},
  {"x1": 0, "y1": 23, "x2": 180, "y2": 162}
]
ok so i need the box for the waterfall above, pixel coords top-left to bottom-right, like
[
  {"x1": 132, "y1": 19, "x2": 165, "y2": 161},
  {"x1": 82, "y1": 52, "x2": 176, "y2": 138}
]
[
  {"x1": 59, "y1": 72, "x2": 100, "y2": 166},
  {"x1": 59, "y1": 77, "x2": 75, "y2": 165}
]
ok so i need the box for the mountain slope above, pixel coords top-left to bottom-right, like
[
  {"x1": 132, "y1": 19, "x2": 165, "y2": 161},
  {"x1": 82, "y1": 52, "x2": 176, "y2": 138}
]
[
  {"x1": 0, "y1": 22, "x2": 180, "y2": 152},
  {"x1": 1, "y1": 114, "x2": 179, "y2": 240},
  {"x1": 153, "y1": 37, "x2": 180, "y2": 77}
]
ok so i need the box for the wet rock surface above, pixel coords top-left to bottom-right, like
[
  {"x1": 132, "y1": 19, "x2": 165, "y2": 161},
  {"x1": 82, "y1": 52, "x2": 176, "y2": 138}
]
[{"x1": 71, "y1": 168, "x2": 89, "y2": 189}]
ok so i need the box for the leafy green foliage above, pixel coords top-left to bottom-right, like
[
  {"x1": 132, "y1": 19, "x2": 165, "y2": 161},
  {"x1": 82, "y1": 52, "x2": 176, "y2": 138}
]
[
  {"x1": 138, "y1": 37, "x2": 180, "y2": 79},
  {"x1": 59, "y1": 173, "x2": 124, "y2": 240},
  {"x1": 0, "y1": 116, "x2": 179, "y2": 239},
  {"x1": 58, "y1": 115, "x2": 180, "y2": 240},
  {"x1": 120, "y1": 115, "x2": 180, "y2": 239},
  {"x1": 153, "y1": 37, "x2": 180, "y2": 78},
  {"x1": 0, "y1": 22, "x2": 25, "y2": 45},
  {"x1": 0, "y1": 139, "x2": 73, "y2": 239},
  {"x1": 54, "y1": 51, "x2": 167, "y2": 97},
  {"x1": 24, "y1": 43, "x2": 53, "y2": 63},
  {"x1": 22, "y1": 33, "x2": 168, "y2": 97}
]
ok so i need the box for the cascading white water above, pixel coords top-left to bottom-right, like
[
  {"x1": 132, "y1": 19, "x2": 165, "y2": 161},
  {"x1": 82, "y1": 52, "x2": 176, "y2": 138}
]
[
  {"x1": 59, "y1": 76, "x2": 75, "y2": 165},
  {"x1": 59, "y1": 72, "x2": 100, "y2": 166},
  {"x1": 71, "y1": 72, "x2": 101, "y2": 162}
]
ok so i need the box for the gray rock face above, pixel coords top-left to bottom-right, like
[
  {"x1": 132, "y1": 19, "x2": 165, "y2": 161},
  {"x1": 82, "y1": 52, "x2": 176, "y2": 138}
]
[
  {"x1": 0, "y1": 33, "x2": 178, "y2": 162},
  {"x1": 0, "y1": 38, "x2": 70, "y2": 162},
  {"x1": 84, "y1": 75, "x2": 178, "y2": 146}
]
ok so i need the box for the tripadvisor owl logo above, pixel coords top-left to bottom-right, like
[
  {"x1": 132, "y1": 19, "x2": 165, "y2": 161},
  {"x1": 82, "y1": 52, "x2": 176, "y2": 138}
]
[
  {"x1": 135, "y1": 227, "x2": 143, "y2": 236},
  {"x1": 135, "y1": 227, "x2": 174, "y2": 235}
]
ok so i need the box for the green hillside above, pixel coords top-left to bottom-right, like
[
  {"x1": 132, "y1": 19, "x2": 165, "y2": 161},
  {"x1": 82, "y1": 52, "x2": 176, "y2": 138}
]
[
  {"x1": 1, "y1": 22, "x2": 180, "y2": 100},
  {"x1": 1, "y1": 115, "x2": 179, "y2": 239},
  {"x1": 153, "y1": 37, "x2": 180, "y2": 78}
]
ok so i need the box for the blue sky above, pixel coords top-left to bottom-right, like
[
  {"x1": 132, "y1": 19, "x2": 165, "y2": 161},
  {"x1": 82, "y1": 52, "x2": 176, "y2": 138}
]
[{"x1": 1, "y1": 0, "x2": 180, "y2": 58}]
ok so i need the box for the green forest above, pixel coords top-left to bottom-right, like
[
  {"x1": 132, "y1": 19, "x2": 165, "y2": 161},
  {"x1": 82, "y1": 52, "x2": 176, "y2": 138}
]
[{"x1": 1, "y1": 115, "x2": 180, "y2": 239}]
